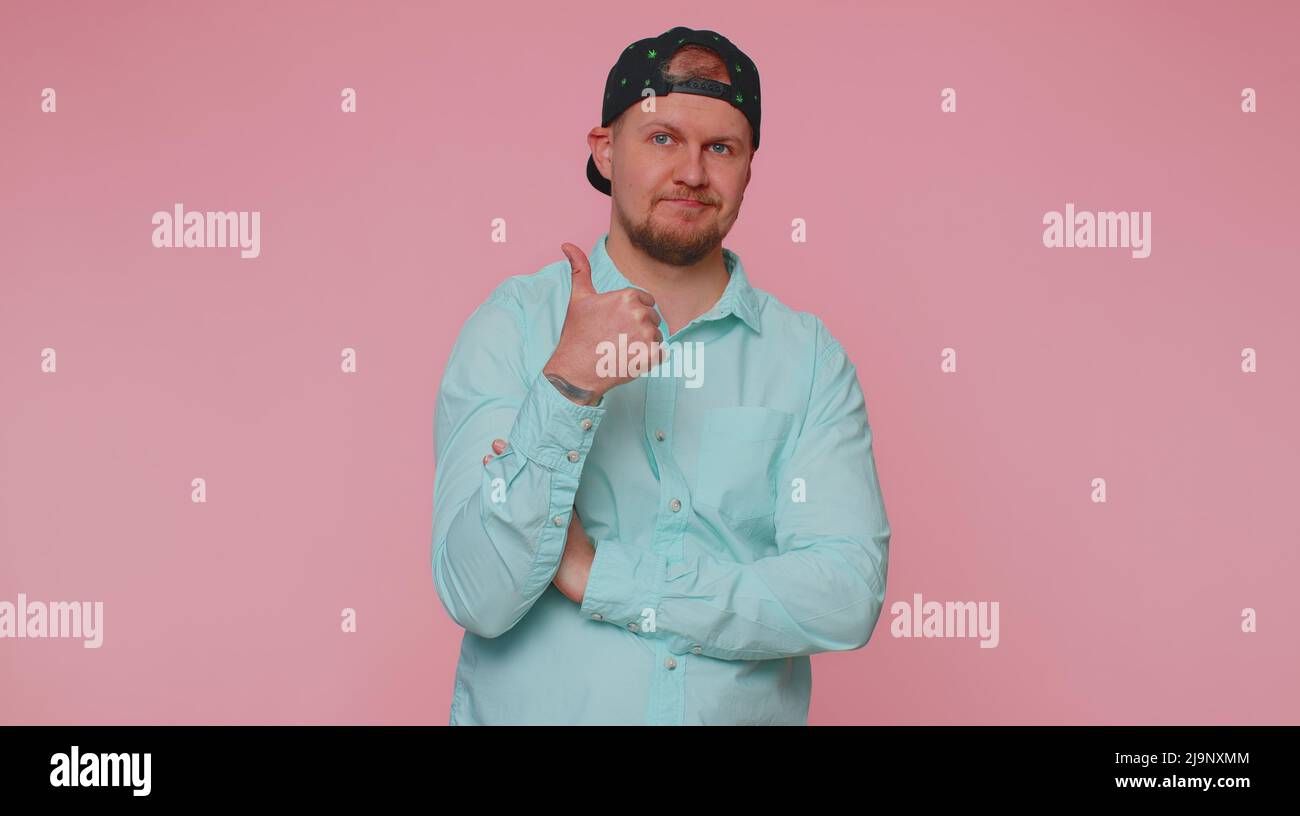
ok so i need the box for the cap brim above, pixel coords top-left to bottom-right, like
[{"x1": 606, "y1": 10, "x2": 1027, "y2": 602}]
[{"x1": 586, "y1": 154, "x2": 611, "y2": 196}]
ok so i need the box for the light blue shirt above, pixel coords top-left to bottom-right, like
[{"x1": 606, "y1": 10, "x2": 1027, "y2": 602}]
[{"x1": 432, "y1": 232, "x2": 891, "y2": 724}]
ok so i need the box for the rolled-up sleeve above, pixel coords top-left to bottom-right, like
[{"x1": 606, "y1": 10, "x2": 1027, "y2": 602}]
[{"x1": 432, "y1": 291, "x2": 606, "y2": 639}]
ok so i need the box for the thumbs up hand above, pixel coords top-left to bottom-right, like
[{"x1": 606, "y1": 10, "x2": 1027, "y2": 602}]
[{"x1": 542, "y1": 242, "x2": 666, "y2": 405}]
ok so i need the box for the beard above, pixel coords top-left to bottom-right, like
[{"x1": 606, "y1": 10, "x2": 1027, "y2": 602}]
[{"x1": 614, "y1": 192, "x2": 725, "y2": 267}]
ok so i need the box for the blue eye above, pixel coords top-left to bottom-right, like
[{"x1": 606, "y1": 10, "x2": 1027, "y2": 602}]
[{"x1": 652, "y1": 133, "x2": 731, "y2": 154}]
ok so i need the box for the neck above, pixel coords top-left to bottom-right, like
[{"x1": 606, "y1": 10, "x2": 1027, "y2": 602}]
[{"x1": 604, "y1": 222, "x2": 729, "y2": 336}]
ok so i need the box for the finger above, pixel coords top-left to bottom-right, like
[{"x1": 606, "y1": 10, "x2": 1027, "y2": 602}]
[
  {"x1": 637, "y1": 310, "x2": 660, "y2": 340},
  {"x1": 561, "y1": 242, "x2": 596, "y2": 297},
  {"x1": 492, "y1": 438, "x2": 507, "y2": 455},
  {"x1": 629, "y1": 288, "x2": 656, "y2": 307},
  {"x1": 482, "y1": 453, "x2": 494, "y2": 465}
]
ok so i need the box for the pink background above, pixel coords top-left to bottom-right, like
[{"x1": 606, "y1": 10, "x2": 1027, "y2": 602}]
[{"x1": 2, "y1": 1, "x2": 1297, "y2": 724}]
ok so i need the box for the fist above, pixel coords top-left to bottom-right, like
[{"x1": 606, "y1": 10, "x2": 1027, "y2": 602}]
[{"x1": 542, "y1": 242, "x2": 666, "y2": 404}]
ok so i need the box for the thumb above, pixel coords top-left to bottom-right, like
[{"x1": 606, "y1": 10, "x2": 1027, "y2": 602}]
[{"x1": 561, "y1": 242, "x2": 596, "y2": 297}]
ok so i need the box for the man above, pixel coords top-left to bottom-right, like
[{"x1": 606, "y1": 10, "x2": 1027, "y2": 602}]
[{"x1": 431, "y1": 26, "x2": 891, "y2": 725}]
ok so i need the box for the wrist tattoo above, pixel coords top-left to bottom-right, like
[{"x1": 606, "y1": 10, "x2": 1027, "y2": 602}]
[{"x1": 545, "y1": 373, "x2": 597, "y2": 405}]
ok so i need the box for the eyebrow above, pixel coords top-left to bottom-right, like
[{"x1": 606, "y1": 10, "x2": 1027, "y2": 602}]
[{"x1": 637, "y1": 119, "x2": 743, "y2": 146}]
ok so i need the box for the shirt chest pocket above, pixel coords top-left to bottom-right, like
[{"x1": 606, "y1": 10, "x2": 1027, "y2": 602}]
[{"x1": 695, "y1": 407, "x2": 795, "y2": 521}]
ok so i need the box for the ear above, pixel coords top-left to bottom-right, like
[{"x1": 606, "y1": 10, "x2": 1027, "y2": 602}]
[{"x1": 588, "y1": 127, "x2": 613, "y2": 183}]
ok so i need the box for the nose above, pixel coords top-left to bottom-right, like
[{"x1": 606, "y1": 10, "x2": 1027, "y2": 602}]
[{"x1": 673, "y1": 146, "x2": 708, "y2": 190}]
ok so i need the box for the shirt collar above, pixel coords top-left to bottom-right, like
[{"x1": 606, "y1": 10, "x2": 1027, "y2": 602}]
[{"x1": 588, "y1": 231, "x2": 763, "y2": 334}]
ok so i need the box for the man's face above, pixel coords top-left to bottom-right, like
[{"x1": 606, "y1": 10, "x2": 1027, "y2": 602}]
[{"x1": 594, "y1": 91, "x2": 753, "y2": 267}]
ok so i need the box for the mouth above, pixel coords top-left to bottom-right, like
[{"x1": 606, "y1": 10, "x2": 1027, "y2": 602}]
[{"x1": 661, "y1": 198, "x2": 711, "y2": 209}]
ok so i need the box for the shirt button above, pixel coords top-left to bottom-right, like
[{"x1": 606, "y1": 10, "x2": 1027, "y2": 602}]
[
  {"x1": 670, "y1": 498, "x2": 682, "y2": 512},
  {"x1": 590, "y1": 612, "x2": 603, "y2": 621},
  {"x1": 627, "y1": 622, "x2": 639, "y2": 632},
  {"x1": 665, "y1": 657, "x2": 678, "y2": 670},
  {"x1": 581, "y1": 418, "x2": 593, "y2": 431},
  {"x1": 691, "y1": 645, "x2": 703, "y2": 655},
  {"x1": 655, "y1": 429, "x2": 665, "y2": 441},
  {"x1": 566, "y1": 450, "x2": 580, "y2": 462},
  {"x1": 553, "y1": 515, "x2": 565, "y2": 526}
]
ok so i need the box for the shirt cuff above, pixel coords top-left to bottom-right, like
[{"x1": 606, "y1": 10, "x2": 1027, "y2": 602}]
[
  {"x1": 579, "y1": 540, "x2": 667, "y2": 631},
  {"x1": 507, "y1": 370, "x2": 607, "y2": 477}
]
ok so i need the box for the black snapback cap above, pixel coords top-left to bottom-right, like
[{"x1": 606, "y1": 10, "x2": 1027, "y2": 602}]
[{"x1": 586, "y1": 26, "x2": 762, "y2": 196}]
